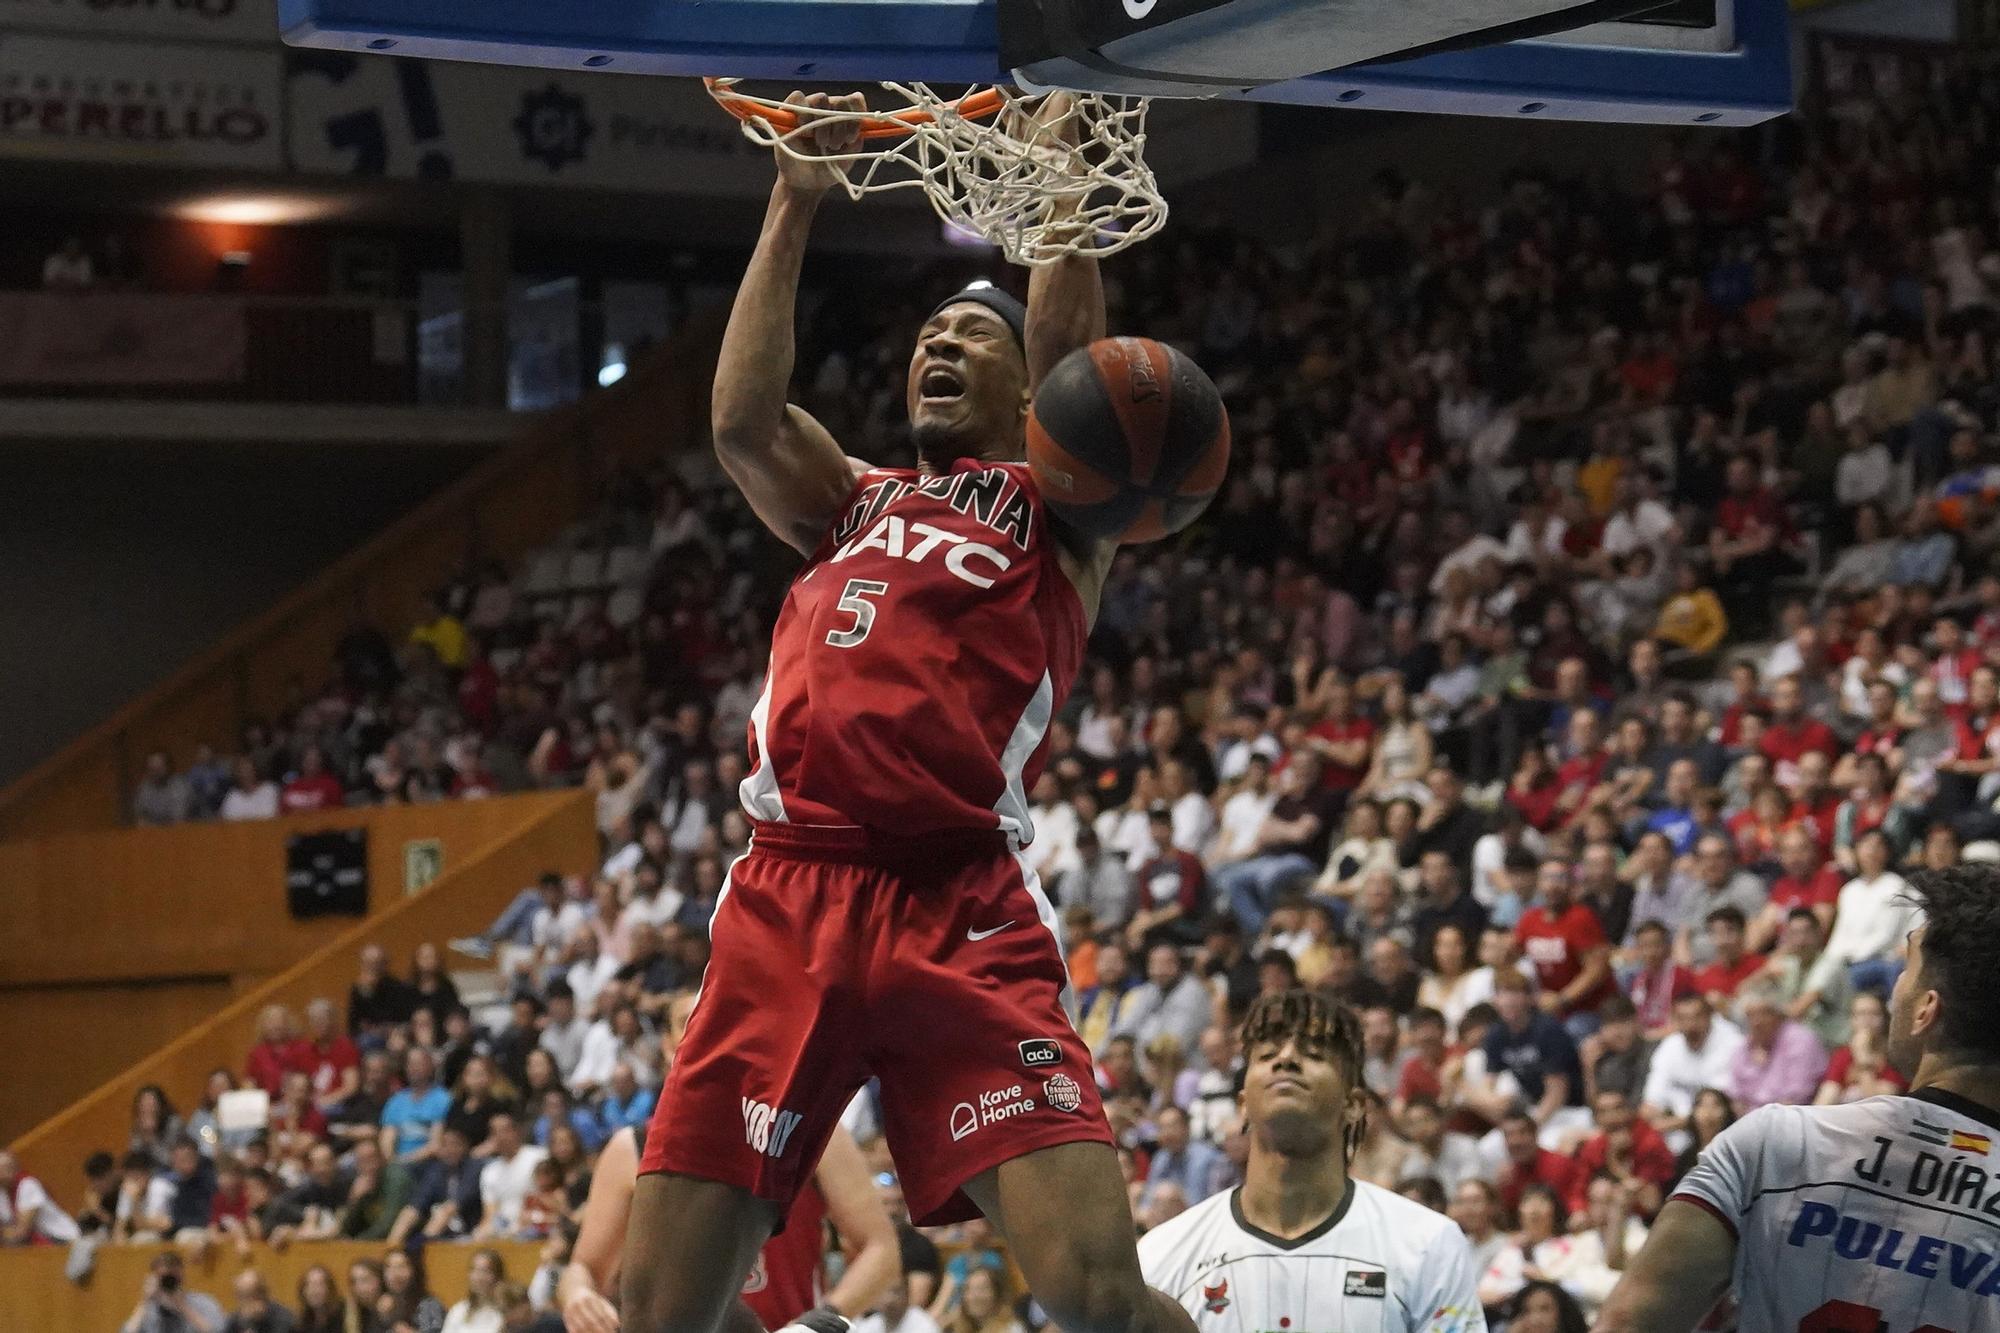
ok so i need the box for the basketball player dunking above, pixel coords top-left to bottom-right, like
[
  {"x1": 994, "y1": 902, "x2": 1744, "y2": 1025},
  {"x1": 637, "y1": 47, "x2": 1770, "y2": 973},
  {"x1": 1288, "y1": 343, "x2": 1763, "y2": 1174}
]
[{"x1": 620, "y1": 92, "x2": 1202, "y2": 1333}]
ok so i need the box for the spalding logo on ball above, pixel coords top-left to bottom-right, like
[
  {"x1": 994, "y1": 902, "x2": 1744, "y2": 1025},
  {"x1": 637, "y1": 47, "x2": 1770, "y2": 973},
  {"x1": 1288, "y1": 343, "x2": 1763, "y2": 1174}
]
[{"x1": 1028, "y1": 336, "x2": 1231, "y2": 545}]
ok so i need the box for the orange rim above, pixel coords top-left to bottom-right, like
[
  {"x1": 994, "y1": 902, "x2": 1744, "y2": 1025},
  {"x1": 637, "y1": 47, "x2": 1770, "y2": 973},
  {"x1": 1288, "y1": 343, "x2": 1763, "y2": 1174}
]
[{"x1": 704, "y1": 77, "x2": 1008, "y2": 141}]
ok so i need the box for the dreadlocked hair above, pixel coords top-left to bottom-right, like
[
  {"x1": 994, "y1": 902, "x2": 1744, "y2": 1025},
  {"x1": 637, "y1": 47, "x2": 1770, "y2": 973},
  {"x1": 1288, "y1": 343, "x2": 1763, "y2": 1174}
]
[
  {"x1": 1906, "y1": 865, "x2": 2000, "y2": 1059},
  {"x1": 1241, "y1": 988, "x2": 1368, "y2": 1162},
  {"x1": 1240, "y1": 988, "x2": 1365, "y2": 1082}
]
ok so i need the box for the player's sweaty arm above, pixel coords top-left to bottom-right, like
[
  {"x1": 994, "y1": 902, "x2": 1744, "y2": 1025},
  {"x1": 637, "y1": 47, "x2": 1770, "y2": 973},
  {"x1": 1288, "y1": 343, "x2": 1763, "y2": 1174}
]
[
  {"x1": 559, "y1": 1126, "x2": 638, "y2": 1333},
  {"x1": 712, "y1": 92, "x2": 872, "y2": 556},
  {"x1": 1591, "y1": 1199, "x2": 1735, "y2": 1333},
  {"x1": 814, "y1": 1128, "x2": 903, "y2": 1318},
  {"x1": 1024, "y1": 93, "x2": 1117, "y2": 611}
]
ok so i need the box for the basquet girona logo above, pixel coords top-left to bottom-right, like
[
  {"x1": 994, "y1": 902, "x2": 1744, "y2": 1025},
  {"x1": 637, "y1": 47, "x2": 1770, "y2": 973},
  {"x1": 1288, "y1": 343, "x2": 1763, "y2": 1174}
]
[{"x1": 1042, "y1": 1074, "x2": 1083, "y2": 1113}]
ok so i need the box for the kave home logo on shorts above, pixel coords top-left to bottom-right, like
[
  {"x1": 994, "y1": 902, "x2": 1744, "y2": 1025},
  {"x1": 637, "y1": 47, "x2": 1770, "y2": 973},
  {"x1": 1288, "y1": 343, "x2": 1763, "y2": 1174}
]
[
  {"x1": 741, "y1": 1098, "x2": 802, "y2": 1160},
  {"x1": 949, "y1": 1084, "x2": 1039, "y2": 1141}
]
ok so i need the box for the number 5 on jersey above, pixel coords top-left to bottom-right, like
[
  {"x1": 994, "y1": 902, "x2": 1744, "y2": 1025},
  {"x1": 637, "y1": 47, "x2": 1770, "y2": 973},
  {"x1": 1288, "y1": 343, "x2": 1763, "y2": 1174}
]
[{"x1": 826, "y1": 579, "x2": 889, "y2": 648}]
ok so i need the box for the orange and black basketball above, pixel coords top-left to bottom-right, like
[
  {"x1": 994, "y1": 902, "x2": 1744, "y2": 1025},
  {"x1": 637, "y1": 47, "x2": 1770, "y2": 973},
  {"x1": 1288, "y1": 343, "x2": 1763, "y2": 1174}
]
[{"x1": 1027, "y1": 336, "x2": 1230, "y2": 544}]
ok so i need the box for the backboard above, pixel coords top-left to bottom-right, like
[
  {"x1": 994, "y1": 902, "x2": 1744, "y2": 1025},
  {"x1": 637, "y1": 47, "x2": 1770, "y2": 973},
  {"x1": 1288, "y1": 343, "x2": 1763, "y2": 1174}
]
[{"x1": 279, "y1": 0, "x2": 1791, "y2": 126}]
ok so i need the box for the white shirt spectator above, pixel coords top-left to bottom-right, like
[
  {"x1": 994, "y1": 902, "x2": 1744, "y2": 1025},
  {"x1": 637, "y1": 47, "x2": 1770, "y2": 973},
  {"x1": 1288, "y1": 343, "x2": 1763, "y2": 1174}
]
[
  {"x1": 1601, "y1": 499, "x2": 1677, "y2": 559},
  {"x1": 1098, "y1": 806, "x2": 1154, "y2": 871},
  {"x1": 1835, "y1": 441, "x2": 1893, "y2": 507},
  {"x1": 0, "y1": 1170, "x2": 79, "y2": 1242},
  {"x1": 478, "y1": 1143, "x2": 548, "y2": 1236},
  {"x1": 1026, "y1": 799, "x2": 1081, "y2": 879},
  {"x1": 1212, "y1": 789, "x2": 1276, "y2": 864},
  {"x1": 1399, "y1": 1131, "x2": 1486, "y2": 1193},
  {"x1": 1641, "y1": 1015, "x2": 1745, "y2": 1119},
  {"x1": 538, "y1": 1017, "x2": 590, "y2": 1080},
  {"x1": 219, "y1": 781, "x2": 280, "y2": 822},
  {"x1": 1824, "y1": 872, "x2": 1920, "y2": 964},
  {"x1": 566, "y1": 955, "x2": 621, "y2": 1016},
  {"x1": 1170, "y1": 791, "x2": 1214, "y2": 855},
  {"x1": 1430, "y1": 533, "x2": 1509, "y2": 594},
  {"x1": 531, "y1": 900, "x2": 589, "y2": 955},
  {"x1": 114, "y1": 1175, "x2": 177, "y2": 1234}
]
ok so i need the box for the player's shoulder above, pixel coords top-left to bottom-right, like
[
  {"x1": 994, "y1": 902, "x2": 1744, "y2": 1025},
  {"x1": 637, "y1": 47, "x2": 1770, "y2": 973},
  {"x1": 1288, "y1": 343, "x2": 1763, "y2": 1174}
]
[{"x1": 1136, "y1": 1189, "x2": 1237, "y2": 1271}]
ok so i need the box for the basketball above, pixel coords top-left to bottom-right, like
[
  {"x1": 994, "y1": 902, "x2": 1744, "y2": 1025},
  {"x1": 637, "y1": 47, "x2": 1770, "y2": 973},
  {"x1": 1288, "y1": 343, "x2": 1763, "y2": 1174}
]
[{"x1": 1026, "y1": 337, "x2": 1231, "y2": 545}]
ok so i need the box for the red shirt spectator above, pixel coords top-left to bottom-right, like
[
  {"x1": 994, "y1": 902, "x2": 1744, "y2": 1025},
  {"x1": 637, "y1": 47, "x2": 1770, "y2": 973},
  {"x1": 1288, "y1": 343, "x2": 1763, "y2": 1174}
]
[
  {"x1": 246, "y1": 1008, "x2": 313, "y2": 1098},
  {"x1": 1769, "y1": 862, "x2": 1843, "y2": 916},
  {"x1": 280, "y1": 747, "x2": 345, "y2": 814},
  {"x1": 1567, "y1": 1117, "x2": 1677, "y2": 1215},
  {"x1": 1500, "y1": 1146, "x2": 1581, "y2": 1218},
  {"x1": 303, "y1": 1033, "x2": 359, "y2": 1105},
  {"x1": 1307, "y1": 697, "x2": 1374, "y2": 793},
  {"x1": 1515, "y1": 868, "x2": 1614, "y2": 1016},
  {"x1": 1717, "y1": 479, "x2": 1787, "y2": 542},
  {"x1": 1627, "y1": 957, "x2": 1696, "y2": 1035},
  {"x1": 1759, "y1": 716, "x2": 1837, "y2": 770},
  {"x1": 1690, "y1": 951, "x2": 1765, "y2": 1003}
]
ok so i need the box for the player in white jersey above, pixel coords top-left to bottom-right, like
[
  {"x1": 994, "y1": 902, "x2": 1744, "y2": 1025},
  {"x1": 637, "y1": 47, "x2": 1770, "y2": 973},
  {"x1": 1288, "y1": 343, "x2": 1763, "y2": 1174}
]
[
  {"x1": 1597, "y1": 865, "x2": 2000, "y2": 1333},
  {"x1": 1139, "y1": 990, "x2": 1484, "y2": 1333}
]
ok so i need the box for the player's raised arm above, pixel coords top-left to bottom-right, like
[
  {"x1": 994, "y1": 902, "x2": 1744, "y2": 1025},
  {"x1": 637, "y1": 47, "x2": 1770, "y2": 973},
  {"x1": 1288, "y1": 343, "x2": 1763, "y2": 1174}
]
[
  {"x1": 1023, "y1": 95, "x2": 1107, "y2": 391},
  {"x1": 1590, "y1": 1199, "x2": 1735, "y2": 1333},
  {"x1": 713, "y1": 92, "x2": 872, "y2": 555},
  {"x1": 812, "y1": 1127, "x2": 902, "y2": 1318}
]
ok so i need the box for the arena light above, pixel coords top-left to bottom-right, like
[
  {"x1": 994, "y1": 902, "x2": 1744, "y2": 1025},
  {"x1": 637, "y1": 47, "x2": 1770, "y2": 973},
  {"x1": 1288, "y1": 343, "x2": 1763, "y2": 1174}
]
[
  {"x1": 174, "y1": 193, "x2": 346, "y2": 226},
  {"x1": 598, "y1": 345, "x2": 629, "y2": 388}
]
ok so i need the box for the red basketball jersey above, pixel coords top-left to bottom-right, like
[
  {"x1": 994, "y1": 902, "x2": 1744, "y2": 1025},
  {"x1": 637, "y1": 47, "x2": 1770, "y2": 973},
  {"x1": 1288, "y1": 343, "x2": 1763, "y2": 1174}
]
[
  {"x1": 741, "y1": 460, "x2": 1085, "y2": 842},
  {"x1": 742, "y1": 1179, "x2": 828, "y2": 1328}
]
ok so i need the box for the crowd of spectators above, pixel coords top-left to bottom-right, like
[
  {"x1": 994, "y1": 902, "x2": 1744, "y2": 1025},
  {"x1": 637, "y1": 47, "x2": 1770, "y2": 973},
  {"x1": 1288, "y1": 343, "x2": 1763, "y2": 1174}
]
[{"x1": 16, "y1": 38, "x2": 2000, "y2": 1333}]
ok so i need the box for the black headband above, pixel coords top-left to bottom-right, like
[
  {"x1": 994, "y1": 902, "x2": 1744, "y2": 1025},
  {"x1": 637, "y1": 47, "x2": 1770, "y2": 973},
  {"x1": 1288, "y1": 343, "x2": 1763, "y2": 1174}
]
[{"x1": 929, "y1": 286, "x2": 1028, "y2": 353}]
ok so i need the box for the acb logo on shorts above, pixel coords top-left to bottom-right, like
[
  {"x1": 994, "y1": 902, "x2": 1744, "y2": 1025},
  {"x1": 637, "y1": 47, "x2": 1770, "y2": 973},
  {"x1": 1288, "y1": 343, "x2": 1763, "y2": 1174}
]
[
  {"x1": 1043, "y1": 1074, "x2": 1083, "y2": 1113},
  {"x1": 1018, "y1": 1038, "x2": 1062, "y2": 1068}
]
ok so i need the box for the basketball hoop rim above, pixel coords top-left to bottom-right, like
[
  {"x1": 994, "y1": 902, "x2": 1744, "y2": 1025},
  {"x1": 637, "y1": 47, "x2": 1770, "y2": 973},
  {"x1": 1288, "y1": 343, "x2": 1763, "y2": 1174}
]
[{"x1": 704, "y1": 77, "x2": 1009, "y2": 140}]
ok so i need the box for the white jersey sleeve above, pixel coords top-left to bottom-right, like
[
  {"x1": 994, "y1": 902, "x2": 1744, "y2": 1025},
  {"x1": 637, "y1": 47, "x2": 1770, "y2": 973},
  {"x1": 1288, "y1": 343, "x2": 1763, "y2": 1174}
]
[
  {"x1": 1405, "y1": 1218, "x2": 1484, "y2": 1333},
  {"x1": 1667, "y1": 1091, "x2": 2000, "y2": 1333}
]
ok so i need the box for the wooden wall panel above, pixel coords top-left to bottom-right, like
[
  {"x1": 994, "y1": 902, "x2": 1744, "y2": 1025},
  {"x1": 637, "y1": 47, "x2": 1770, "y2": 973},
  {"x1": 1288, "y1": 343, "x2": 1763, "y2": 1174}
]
[
  {"x1": 0, "y1": 1238, "x2": 541, "y2": 1333},
  {"x1": 0, "y1": 791, "x2": 586, "y2": 988},
  {"x1": 0, "y1": 980, "x2": 234, "y2": 1147},
  {"x1": 9, "y1": 789, "x2": 595, "y2": 1187}
]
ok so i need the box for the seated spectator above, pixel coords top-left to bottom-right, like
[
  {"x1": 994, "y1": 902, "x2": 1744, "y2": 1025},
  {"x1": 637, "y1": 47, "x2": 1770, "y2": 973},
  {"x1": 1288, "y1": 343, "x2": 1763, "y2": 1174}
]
[
  {"x1": 475, "y1": 1112, "x2": 548, "y2": 1240},
  {"x1": 131, "y1": 751, "x2": 192, "y2": 826},
  {"x1": 408, "y1": 942, "x2": 463, "y2": 1026},
  {"x1": 1689, "y1": 907, "x2": 1763, "y2": 1014},
  {"x1": 1078, "y1": 942, "x2": 1136, "y2": 1055},
  {"x1": 1348, "y1": 1087, "x2": 1415, "y2": 1188},
  {"x1": 1515, "y1": 861, "x2": 1614, "y2": 1038},
  {"x1": 443, "y1": 1247, "x2": 507, "y2": 1333},
  {"x1": 1760, "y1": 908, "x2": 1852, "y2": 1051},
  {"x1": 330, "y1": 1051, "x2": 398, "y2": 1149},
  {"x1": 1824, "y1": 829, "x2": 1918, "y2": 994},
  {"x1": 1417, "y1": 923, "x2": 1485, "y2": 1028},
  {"x1": 128, "y1": 1084, "x2": 182, "y2": 1170},
  {"x1": 381, "y1": 1249, "x2": 447, "y2": 1332},
  {"x1": 111, "y1": 1150, "x2": 173, "y2": 1243},
  {"x1": 1451, "y1": 1177, "x2": 1524, "y2": 1314},
  {"x1": 295, "y1": 1265, "x2": 343, "y2": 1333},
  {"x1": 1215, "y1": 755, "x2": 1335, "y2": 933},
  {"x1": 347, "y1": 944, "x2": 418, "y2": 1048},
  {"x1": 280, "y1": 745, "x2": 345, "y2": 814},
  {"x1": 1127, "y1": 806, "x2": 1207, "y2": 952},
  {"x1": 1729, "y1": 981, "x2": 1830, "y2": 1111},
  {"x1": 0, "y1": 1148, "x2": 79, "y2": 1245},
  {"x1": 219, "y1": 757, "x2": 280, "y2": 822},
  {"x1": 1138, "y1": 1106, "x2": 1225, "y2": 1208},
  {"x1": 570, "y1": 1003, "x2": 658, "y2": 1098},
  {"x1": 532, "y1": 1087, "x2": 605, "y2": 1155},
  {"x1": 380, "y1": 1048, "x2": 451, "y2": 1163},
  {"x1": 1565, "y1": 1090, "x2": 1674, "y2": 1219},
  {"x1": 1814, "y1": 990, "x2": 1908, "y2": 1105},
  {"x1": 1496, "y1": 1116, "x2": 1579, "y2": 1220},
  {"x1": 1397, "y1": 1095, "x2": 1483, "y2": 1193},
  {"x1": 1111, "y1": 943, "x2": 1212, "y2": 1059},
  {"x1": 390, "y1": 1124, "x2": 485, "y2": 1243},
  {"x1": 300, "y1": 998, "x2": 361, "y2": 1115},
  {"x1": 1468, "y1": 971, "x2": 1584, "y2": 1132},
  {"x1": 159, "y1": 1136, "x2": 217, "y2": 1244},
  {"x1": 1676, "y1": 836, "x2": 1767, "y2": 966},
  {"x1": 1640, "y1": 993, "x2": 1744, "y2": 1143},
  {"x1": 1623, "y1": 921, "x2": 1693, "y2": 1041},
  {"x1": 223, "y1": 1269, "x2": 296, "y2": 1333},
  {"x1": 1577, "y1": 997, "x2": 1652, "y2": 1105},
  {"x1": 336, "y1": 1137, "x2": 412, "y2": 1241}
]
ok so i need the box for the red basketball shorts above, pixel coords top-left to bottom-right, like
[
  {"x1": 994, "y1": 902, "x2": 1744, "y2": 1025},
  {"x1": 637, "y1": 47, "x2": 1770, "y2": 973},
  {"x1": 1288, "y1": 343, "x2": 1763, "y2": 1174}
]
[{"x1": 638, "y1": 821, "x2": 1112, "y2": 1225}]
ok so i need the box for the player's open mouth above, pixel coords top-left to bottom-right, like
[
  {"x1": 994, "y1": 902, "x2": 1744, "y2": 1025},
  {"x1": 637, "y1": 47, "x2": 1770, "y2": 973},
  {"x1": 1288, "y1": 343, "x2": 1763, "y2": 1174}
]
[{"x1": 920, "y1": 367, "x2": 965, "y2": 402}]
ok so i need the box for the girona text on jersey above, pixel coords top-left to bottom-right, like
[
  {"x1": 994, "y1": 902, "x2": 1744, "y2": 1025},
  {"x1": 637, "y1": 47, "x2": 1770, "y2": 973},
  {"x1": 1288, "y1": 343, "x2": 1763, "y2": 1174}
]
[
  {"x1": 1782, "y1": 1130, "x2": 2000, "y2": 1294},
  {"x1": 742, "y1": 461, "x2": 1085, "y2": 842}
]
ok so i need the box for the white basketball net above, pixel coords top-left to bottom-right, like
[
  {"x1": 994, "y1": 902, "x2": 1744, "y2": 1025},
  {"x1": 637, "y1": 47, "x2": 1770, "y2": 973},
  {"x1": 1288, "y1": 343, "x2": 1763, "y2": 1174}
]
[{"x1": 708, "y1": 80, "x2": 1167, "y2": 267}]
